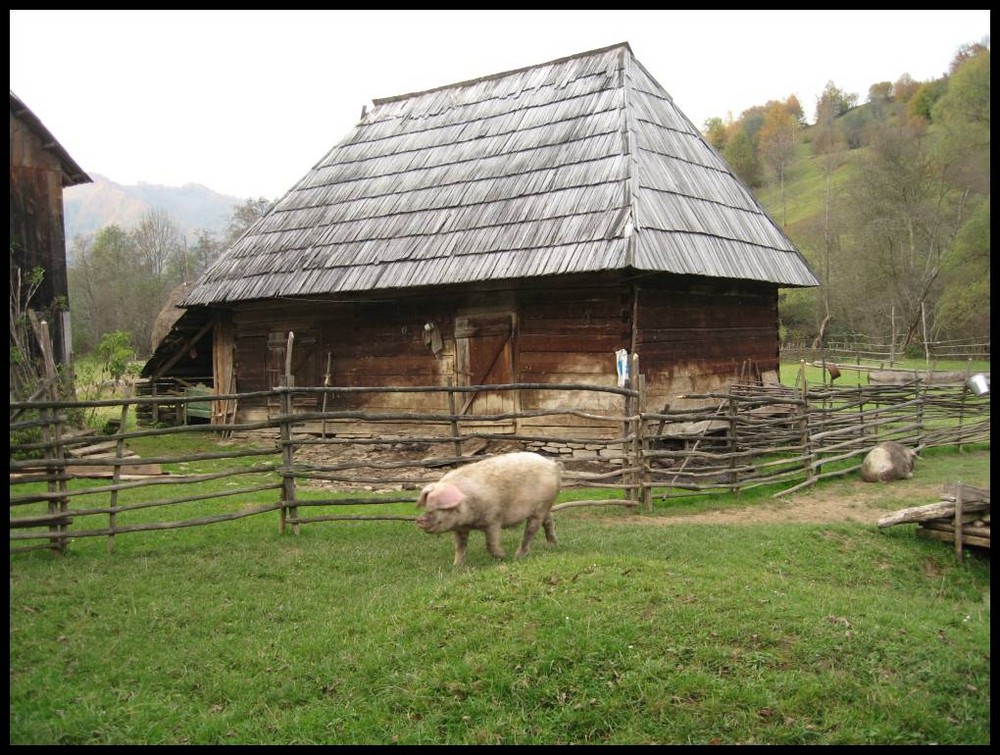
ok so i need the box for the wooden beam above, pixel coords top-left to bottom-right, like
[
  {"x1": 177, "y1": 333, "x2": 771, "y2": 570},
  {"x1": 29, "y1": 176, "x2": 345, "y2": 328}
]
[{"x1": 152, "y1": 318, "x2": 215, "y2": 381}]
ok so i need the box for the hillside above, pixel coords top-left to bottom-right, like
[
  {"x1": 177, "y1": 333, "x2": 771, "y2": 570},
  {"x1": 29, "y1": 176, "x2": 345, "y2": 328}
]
[{"x1": 63, "y1": 174, "x2": 242, "y2": 249}]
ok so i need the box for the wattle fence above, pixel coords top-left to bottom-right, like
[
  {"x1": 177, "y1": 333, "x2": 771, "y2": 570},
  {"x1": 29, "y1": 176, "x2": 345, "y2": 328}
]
[{"x1": 10, "y1": 376, "x2": 990, "y2": 555}]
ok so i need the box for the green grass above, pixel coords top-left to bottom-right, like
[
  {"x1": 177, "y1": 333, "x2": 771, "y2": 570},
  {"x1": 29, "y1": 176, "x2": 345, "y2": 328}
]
[
  {"x1": 10, "y1": 439, "x2": 991, "y2": 744},
  {"x1": 780, "y1": 358, "x2": 990, "y2": 389}
]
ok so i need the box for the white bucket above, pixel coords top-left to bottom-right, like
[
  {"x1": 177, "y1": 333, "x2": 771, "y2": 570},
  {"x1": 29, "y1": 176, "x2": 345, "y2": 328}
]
[{"x1": 966, "y1": 373, "x2": 990, "y2": 396}]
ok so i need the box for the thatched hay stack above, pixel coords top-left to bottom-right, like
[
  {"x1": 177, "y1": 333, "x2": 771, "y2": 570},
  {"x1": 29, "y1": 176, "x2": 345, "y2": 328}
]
[{"x1": 150, "y1": 282, "x2": 196, "y2": 353}]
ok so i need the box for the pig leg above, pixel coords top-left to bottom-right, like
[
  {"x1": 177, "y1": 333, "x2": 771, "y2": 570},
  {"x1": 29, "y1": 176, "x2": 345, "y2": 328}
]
[
  {"x1": 453, "y1": 530, "x2": 470, "y2": 566},
  {"x1": 542, "y1": 513, "x2": 557, "y2": 545},
  {"x1": 484, "y1": 524, "x2": 506, "y2": 560},
  {"x1": 516, "y1": 516, "x2": 544, "y2": 558}
]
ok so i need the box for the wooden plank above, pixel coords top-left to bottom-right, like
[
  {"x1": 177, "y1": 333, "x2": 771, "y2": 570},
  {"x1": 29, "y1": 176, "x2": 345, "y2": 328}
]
[
  {"x1": 877, "y1": 498, "x2": 990, "y2": 528},
  {"x1": 916, "y1": 528, "x2": 990, "y2": 548},
  {"x1": 67, "y1": 441, "x2": 123, "y2": 457},
  {"x1": 942, "y1": 482, "x2": 990, "y2": 505},
  {"x1": 920, "y1": 521, "x2": 991, "y2": 539}
]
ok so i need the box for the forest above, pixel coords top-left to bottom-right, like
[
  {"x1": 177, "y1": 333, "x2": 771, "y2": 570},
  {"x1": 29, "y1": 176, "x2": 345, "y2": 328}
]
[{"x1": 60, "y1": 40, "x2": 990, "y2": 363}]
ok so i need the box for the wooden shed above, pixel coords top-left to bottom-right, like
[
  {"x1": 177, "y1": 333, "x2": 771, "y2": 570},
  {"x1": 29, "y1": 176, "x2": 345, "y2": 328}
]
[
  {"x1": 10, "y1": 90, "x2": 92, "y2": 394},
  {"x1": 149, "y1": 42, "x2": 819, "y2": 437}
]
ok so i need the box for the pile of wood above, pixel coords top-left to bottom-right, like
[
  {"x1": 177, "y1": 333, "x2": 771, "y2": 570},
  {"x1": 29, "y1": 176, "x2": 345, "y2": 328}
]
[
  {"x1": 12, "y1": 429, "x2": 164, "y2": 480},
  {"x1": 877, "y1": 482, "x2": 990, "y2": 555}
]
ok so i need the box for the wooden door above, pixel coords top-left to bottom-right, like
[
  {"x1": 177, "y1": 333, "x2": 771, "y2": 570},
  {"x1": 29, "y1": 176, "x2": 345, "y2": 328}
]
[
  {"x1": 454, "y1": 312, "x2": 516, "y2": 422},
  {"x1": 265, "y1": 330, "x2": 319, "y2": 415}
]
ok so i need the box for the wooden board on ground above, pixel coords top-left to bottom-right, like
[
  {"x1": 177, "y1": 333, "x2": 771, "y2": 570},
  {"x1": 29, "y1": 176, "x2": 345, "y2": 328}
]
[{"x1": 65, "y1": 463, "x2": 165, "y2": 478}]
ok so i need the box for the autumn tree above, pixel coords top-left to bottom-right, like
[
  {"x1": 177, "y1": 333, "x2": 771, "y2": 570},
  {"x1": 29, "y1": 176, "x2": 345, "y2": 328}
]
[
  {"x1": 907, "y1": 78, "x2": 947, "y2": 121},
  {"x1": 783, "y1": 94, "x2": 805, "y2": 125},
  {"x1": 893, "y1": 73, "x2": 920, "y2": 106},
  {"x1": 814, "y1": 81, "x2": 858, "y2": 122},
  {"x1": 703, "y1": 116, "x2": 728, "y2": 151},
  {"x1": 723, "y1": 126, "x2": 761, "y2": 187},
  {"x1": 758, "y1": 101, "x2": 801, "y2": 226}
]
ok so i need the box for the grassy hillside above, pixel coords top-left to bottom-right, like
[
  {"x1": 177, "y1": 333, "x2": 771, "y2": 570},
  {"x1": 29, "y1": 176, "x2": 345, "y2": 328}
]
[{"x1": 754, "y1": 135, "x2": 861, "y2": 255}]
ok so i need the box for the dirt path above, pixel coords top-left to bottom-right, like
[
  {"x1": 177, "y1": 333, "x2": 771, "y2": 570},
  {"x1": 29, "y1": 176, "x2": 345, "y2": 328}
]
[{"x1": 615, "y1": 478, "x2": 962, "y2": 526}]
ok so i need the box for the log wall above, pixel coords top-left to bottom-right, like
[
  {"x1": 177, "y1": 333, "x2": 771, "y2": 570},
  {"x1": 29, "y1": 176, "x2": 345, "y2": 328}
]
[{"x1": 224, "y1": 273, "x2": 779, "y2": 437}]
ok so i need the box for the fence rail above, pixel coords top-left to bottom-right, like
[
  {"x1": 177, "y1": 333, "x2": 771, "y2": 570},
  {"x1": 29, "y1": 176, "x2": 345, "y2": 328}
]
[
  {"x1": 783, "y1": 338, "x2": 990, "y2": 366},
  {"x1": 10, "y1": 377, "x2": 990, "y2": 555}
]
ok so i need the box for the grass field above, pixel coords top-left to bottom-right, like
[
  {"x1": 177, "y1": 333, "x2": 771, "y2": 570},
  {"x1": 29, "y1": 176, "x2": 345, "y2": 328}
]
[{"x1": 9, "y1": 440, "x2": 990, "y2": 745}]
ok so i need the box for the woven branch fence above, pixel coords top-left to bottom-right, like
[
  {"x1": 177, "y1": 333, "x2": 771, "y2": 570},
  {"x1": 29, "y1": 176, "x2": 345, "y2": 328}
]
[{"x1": 10, "y1": 377, "x2": 990, "y2": 555}]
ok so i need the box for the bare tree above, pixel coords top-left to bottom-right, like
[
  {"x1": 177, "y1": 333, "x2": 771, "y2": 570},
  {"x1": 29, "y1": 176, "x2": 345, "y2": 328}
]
[{"x1": 132, "y1": 208, "x2": 183, "y2": 279}]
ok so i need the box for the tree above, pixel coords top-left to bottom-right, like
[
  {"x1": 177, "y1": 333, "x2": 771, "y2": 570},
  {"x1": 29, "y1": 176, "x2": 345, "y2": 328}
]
[
  {"x1": 69, "y1": 225, "x2": 169, "y2": 358},
  {"x1": 809, "y1": 84, "x2": 850, "y2": 342},
  {"x1": 893, "y1": 73, "x2": 920, "y2": 106},
  {"x1": 925, "y1": 43, "x2": 991, "y2": 341},
  {"x1": 703, "y1": 116, "x2": 728, "y2": 151},
  {"x1": 185, "y1": 229, "x2": 224, "y2": 281},
  {"x1": 932, "y1": 200, "x2": 990, "y2": 340},
  {"x1": 932, "y1": 42, "x2": 989, "y2": 141},
  {"x1": 226, "y1": 197, "x2": 273, "y2": 247},
  {"x1": 9, "y1": 265, "x2": 46, "y2": 399},
  {"x1": 758, "y1": 101, "x2": 800, "y2": 225},
  {"x1": 813, "y1": 81, "x2": 858, "y2": 123},
  {"x1": 723, "y1": 126, "x2": 761, "y2": 187},
  {"x1": 96, "y1": 330, "x2": 135, "y2": 385},
  {"x1": 841, "y1": 113, "x2": 964, "y2": 346},
  {"x1": 132, "y1": 208, "x2": 183, "y2": 280},
  {"x1": 907, "y1": 79, "x2": 947, "y2": 122},
  {"x1": 783, "y1": 94, "x2": 805, "y2": 126}
]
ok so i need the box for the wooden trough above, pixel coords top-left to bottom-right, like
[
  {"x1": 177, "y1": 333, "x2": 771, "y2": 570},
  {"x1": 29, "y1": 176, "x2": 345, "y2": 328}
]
[{"x1": 877, "y1": 482, "x2": 990, "y2": 557}]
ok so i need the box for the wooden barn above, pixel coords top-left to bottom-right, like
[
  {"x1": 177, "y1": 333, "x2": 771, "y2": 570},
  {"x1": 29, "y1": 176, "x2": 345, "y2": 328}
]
[
  {"x1": 10, "y1": 90, "x2": 93, "y2": 395},
  {"x1": 145, "y1": 42, "x2": 819, "y2": 438}
]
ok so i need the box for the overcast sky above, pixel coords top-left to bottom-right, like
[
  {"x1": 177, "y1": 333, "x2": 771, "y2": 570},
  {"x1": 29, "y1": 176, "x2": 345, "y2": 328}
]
[{"x1": 10, "y1": 9, "x2": 990, "y2": 200}]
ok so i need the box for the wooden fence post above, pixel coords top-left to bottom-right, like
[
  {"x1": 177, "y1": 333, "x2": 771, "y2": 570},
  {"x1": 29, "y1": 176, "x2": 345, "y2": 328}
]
[
  {"x1": 279, "y1": 332, "x2": 298, "y2": 535},
  {"x1": 635, "y1": 373, "x2": 650, "y2": 512},
  {"x1": 447, "y1": 378, "x2": 462, "y2": 459},
  {"x1": 799, "y1": 362, "x2": 815, "y2": 491},
  {"x1": 107, "y1": 385, "x2": 133, "y2": 553},
  {"x1": 953, "y1": 484, "x2": 964, "y2": 559},
  {"x1": 727, "y1": 394, "x2": 740, "y2": 495},
  {"x1": 37, "y1": 320, "x2": 70, "y2": 554},
  {"x1": 915, "y1": 379, "x2": 925, "y2": 449}
]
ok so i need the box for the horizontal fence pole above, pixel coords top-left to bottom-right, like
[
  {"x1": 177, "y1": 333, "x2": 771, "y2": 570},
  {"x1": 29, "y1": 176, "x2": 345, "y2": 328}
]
[{"x1": 10, "y1": 379, "x2": 990, "y2": 553}]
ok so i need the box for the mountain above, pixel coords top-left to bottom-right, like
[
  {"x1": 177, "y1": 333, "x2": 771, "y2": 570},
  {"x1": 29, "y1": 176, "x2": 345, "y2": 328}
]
[{"x1": 63, "y1": 174, "x2": 242, "y2": 249}]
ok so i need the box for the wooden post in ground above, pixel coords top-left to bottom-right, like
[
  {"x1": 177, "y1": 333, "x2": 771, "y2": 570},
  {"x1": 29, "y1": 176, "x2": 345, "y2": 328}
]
[
  {"x1": 279, "y1": 332, "x2": 298, "y2": 535},
  {"x1": 636, "y1": 372, "x2": 651, "y2": 512},
  {"x1": 954, "y1": 484, "x2": 964, "y2": 559},
  {"x1": 107, "y1": 384, "x2": 133, "y2": 553},
  {"x1": 38, "y1": 320, "x2": 70, "y2": 554},
  {"x1": 447, "y1": 378, "x2": 462, "y2": 459}
]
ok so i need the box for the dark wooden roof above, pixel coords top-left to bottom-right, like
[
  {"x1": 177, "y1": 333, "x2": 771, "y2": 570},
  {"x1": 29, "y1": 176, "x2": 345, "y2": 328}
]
[
  {"x1": 9, "y1": 90, "x2": 92, "y2": 187},
  {"x1": 183, "y1": 42, "x2": 818, "y2": 307}
]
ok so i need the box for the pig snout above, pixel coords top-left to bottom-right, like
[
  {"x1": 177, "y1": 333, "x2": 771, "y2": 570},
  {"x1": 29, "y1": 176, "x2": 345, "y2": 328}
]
[{"x1": 414, "y1": 510, "x2": 449, "y2": 534}]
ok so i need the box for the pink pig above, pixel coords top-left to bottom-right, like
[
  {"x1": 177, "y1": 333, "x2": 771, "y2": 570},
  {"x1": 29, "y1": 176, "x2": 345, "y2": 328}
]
[{"x1": 415, "y1": 452, "x2": 562, "y2": 566}]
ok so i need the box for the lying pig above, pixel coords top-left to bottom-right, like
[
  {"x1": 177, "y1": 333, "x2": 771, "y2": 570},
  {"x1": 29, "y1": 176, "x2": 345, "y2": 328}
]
[
  {"x1": 860, "y1": 440, "x2": 918, "y2": 483},
  {"x1": 415, "y1": 451, "x2": 561, "y2": 566}
]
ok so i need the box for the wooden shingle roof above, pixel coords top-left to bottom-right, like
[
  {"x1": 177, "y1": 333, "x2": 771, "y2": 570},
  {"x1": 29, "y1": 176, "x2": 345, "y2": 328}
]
[{"x1": 183, "y1": 42, "x2": 818, "y2": 307}]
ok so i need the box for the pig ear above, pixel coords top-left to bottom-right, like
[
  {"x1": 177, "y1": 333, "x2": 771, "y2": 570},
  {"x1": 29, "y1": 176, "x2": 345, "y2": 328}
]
[
  {"x1": 417, "y1": 484, "x2": 433, "y2": 508},
  {"x1": 427, "y1": 483, "x2": 465, "y2": 510}
]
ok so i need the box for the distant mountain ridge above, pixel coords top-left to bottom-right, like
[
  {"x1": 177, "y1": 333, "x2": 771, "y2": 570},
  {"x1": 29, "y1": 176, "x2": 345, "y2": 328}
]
[{"x1": 63, "y1": 174, "x2": 242, "y2": 248}]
